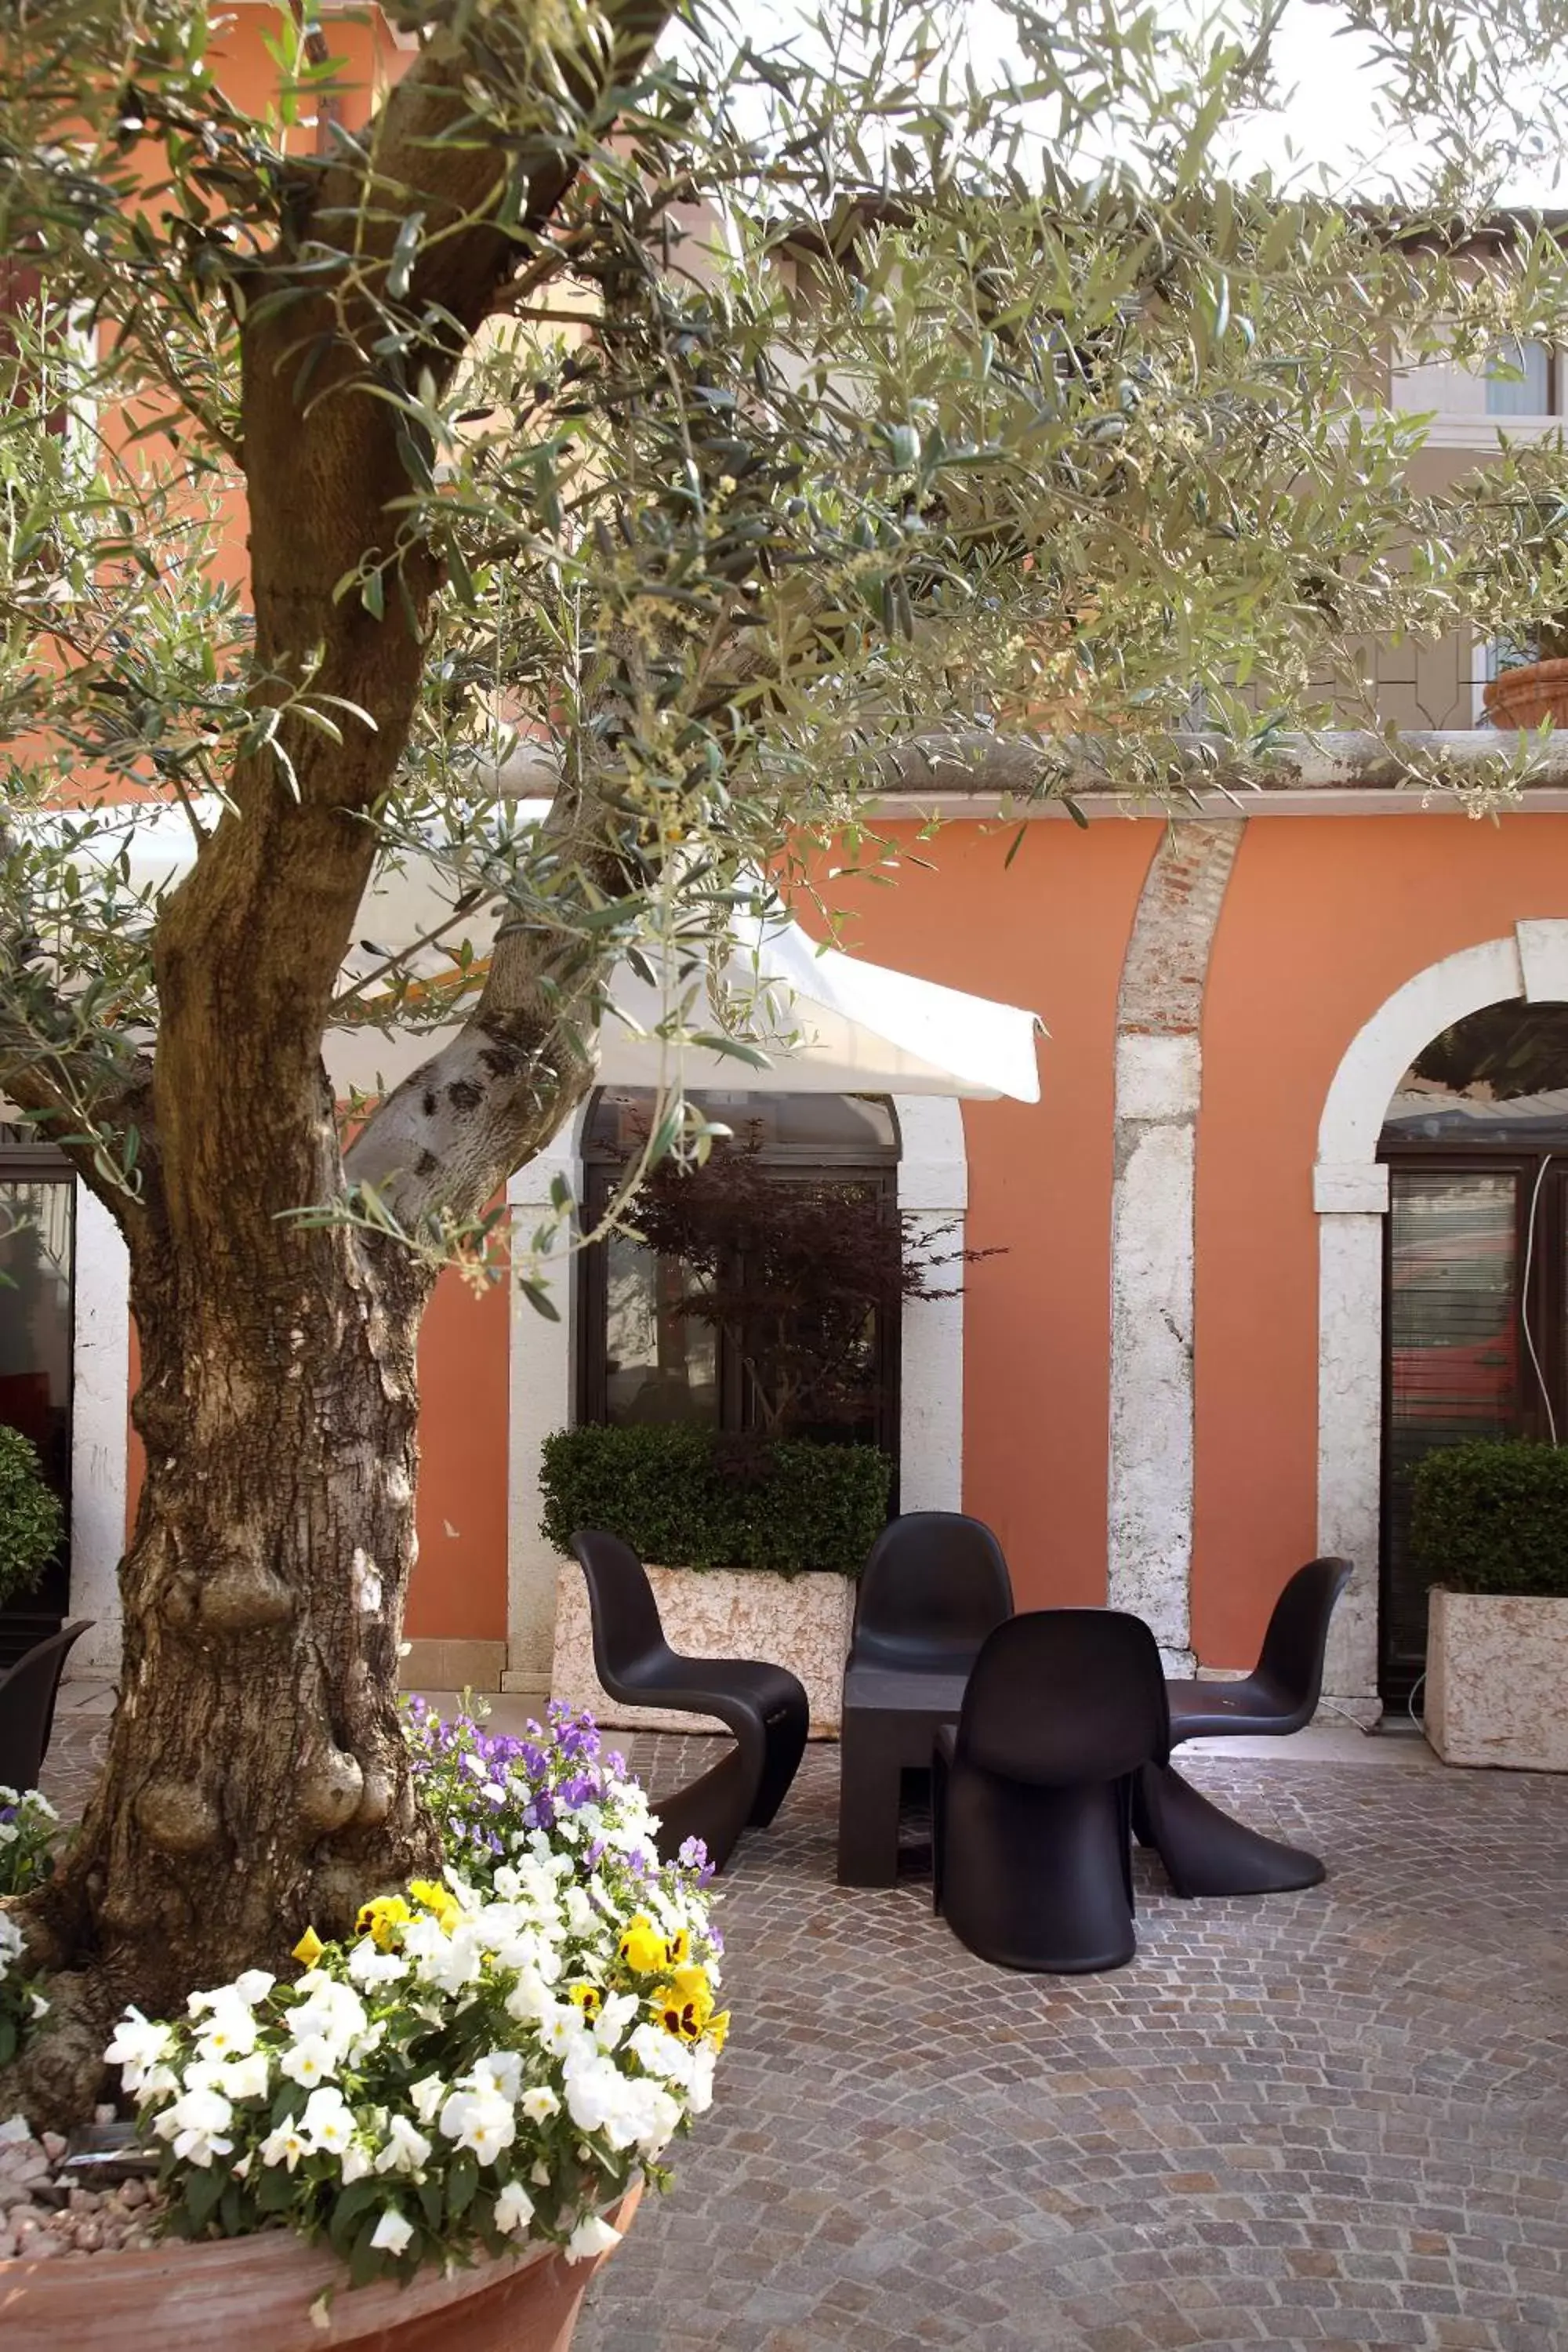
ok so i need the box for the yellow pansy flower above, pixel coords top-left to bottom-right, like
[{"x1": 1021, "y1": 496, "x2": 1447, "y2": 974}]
[
  {"x1": 650, "y1": 1965, "x2": 713, "y2": 2042},
  {"x1": 291, "y1": 1926, "x2": 325, "y2": 1967},
  {"x1": 568, "y1": 1980, "x2": 603, "y2": 2020},
  {"x1": 408, "y1": 1878, "x2": 461, "y2": 1932},
  {"x1": 706, "y1": 2009, "x2": 730, "y2": 2053},
  {"x1": 615, "y1": 1914, "x2": 667, "y2": 1975},
  {"x1": 355, "y1": 1894, "x2": 413, "y2": 1951},
  {"x1": 663, "y1": 1929, "x2": 691, "y2": 1967}
]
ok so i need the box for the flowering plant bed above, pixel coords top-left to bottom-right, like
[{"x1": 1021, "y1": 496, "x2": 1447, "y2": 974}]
[{"x1": 94, "y1": 1704, "x2": 724, "y2": 2294}]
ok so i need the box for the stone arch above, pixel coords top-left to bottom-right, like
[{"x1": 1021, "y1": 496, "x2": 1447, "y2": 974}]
[
  {"x1": 502, "y1": 1089, "x2": 970, "y2": 1697},
  {"x1": 1313, "y1": 920, "x2": 1568, "y2": 1711}
]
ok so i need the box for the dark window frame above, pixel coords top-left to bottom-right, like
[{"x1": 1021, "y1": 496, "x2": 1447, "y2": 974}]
[{"x1": 577, "y1": 1094, "x2": 902, "y2": 1461}]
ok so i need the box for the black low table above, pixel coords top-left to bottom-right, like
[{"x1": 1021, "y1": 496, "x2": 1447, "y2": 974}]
[{"x1": 837, "y1": 1663, "x2": 971, "y2": 1886}]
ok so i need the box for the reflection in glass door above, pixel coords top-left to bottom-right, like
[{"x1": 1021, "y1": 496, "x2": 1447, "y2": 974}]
[
  {"x1": 0, "y1": 1177, "x2": 73, "y2": 1664},
  {"x1": 1383, "y1": 1170, "x2": 1521, "y2": 1704}
]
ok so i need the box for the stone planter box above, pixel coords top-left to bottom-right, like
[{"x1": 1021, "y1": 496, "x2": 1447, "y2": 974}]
[
  {"x1": 552, "y1": 1562, "x2": 855, "y2": 1738},
  {"x1": 1, "y1": 2183, "x2": 639, "y2": 2350},
  {"x1": 1425, "y1": 1588, "x2": 1568, "y2": 1771}
]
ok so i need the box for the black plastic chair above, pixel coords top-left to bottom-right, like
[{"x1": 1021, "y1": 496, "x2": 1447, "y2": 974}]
[
  {"x1": 0, "y1": 1620, "x2": 91, "y2": 1791},
  {"x1": 837, "y1": 1513, "x2": 1014, "y2": 1886},
  {"x1": 569, "y1": 1533, "x2": 808, "y2": 1874},
  {"x1": 932, "y1": 1609, "x2": 1169, "y2": 1973},
  {"x1": 1135, "y1": 1559, "x2": 1353, "y2": 1897},
  {"x1": 1163, "y1": 1559, "x2": 1355, "y2": 1744},
  {"x1": 848, "y1": 1512, "x2": 1014, "y2": 1675}
]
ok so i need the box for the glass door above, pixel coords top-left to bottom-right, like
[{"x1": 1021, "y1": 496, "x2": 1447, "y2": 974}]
[
  {"x1": 0, "y1": 1174, "x2": 74, "y2": 1666},
  {"x1": 1382, "y1": 1168, "x2": 1523, "y2": 1704}
]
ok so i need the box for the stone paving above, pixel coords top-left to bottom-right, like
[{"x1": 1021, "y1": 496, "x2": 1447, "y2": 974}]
[{"x1": 41, "y1": 1694, "x2": 1568, "y2": 2351}]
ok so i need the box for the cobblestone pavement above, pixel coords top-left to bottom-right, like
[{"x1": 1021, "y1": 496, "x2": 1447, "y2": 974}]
[
  {"x1": 577, "y1": 1739, "x2": 1568, "y2": 2352},
  {"x1": 42, "y1": 1700, "x2": 1568, "y2": 2352}
]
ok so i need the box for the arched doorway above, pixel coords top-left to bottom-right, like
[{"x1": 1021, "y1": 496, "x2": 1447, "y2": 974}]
[
  {"x1": 1377, "y1": 1000, "x2": 1568, "y2": 1702},
  {"x1": 1314, "y1": 920, "x2": 1568, "y2": 1718},
  {"x1": 502, "y1": 1089, "x2": 968, "y2": 1695}
]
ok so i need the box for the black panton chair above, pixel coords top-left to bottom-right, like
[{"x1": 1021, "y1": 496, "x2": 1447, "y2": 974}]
[
  {"x1": 933, "y1": 1608, "x2": 1169, "y2": 1974},
  {"x1": 1162, "y1": 1558, "x2": 1355, "y2": 1745},
  {"x1": 569, "y1": 1532, "x2": 808, "y2": 1873},
  {"x1": 1134, "y1": 1559, "x2": 1354, "y2": 1899},
  {"x1": 0, "y1": 1620, "x2": 91, "y2": 1792},
  {"x1": 848, "y1": 1512, "x2": 1014, "y2": 1675}
]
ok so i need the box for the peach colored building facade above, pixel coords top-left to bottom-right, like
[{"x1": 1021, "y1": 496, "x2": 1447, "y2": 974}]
[{"x1": 9, "y1": 7, "x2": 1568, "y2": 1724}]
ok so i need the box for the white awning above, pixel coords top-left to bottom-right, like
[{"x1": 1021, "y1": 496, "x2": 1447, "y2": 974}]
[{"x1": 55, "y1": 800, "x2": 1044, "y2": 1105}]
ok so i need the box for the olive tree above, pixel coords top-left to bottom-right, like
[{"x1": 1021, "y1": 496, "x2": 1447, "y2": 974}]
[{"x1": 0, "y1": 0, "x2": 1564, "y2": 2114}]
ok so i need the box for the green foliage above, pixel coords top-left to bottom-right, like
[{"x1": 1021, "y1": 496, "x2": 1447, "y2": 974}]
[
  {"x1": 0, "y1": 1785, "x2": 60, "y2": 1899},
  {"x1": 539, "y1": 1423, "x2": 891, "y2": 1577},
  {"x1": 1409, "y1": 1439, "x2": 1568, "y2": 1598},
  {"x1": 0, "y1": 1424, "x2": 63, "y2": 1608}
]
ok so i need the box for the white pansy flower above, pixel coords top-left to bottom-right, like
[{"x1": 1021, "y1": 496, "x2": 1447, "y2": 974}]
[
  {"x1": 369, "y1": 2208, "x2": 414, "y2": 2256},
  {"x1": 347, "y1": 1941, "x2": 408, "y2": 1988},
  {"x1": 299, "y1": 2086, "x2": 356, "y2": 2154},
  {"x1": 564, "y1": 2214, "x2": 622, "y2": 2263},
  {"x1": 375, "y1": 2114, "x2": 433, "y2": 2176},
  {"x1": 437, "y1": 2084, "x2": 515, "y2": 2165},
  {"x1": 279, "y1": 2034, "x2": 337, "y2": 2089},
  {"x1": 339, "y1": 2142, "x2": 373, "y2": 2185},
  {"x1": 494, "y1": 2179, "x2": 535, "y2": 2234},
  {"x1": 233, "y1": 1970, "x2": 276, "y2": 2006},
  {"x1": 521, "y1": 2085, "x2": 561, "y2": 2124},
  {"x1": 219, "y1": 2053, "x2": 271, "y2": 2103},
  {"x1": 260, "y1": 2122, "x2": 310, "y2": 2172},
  {"x1": 103, "y1": 2009, "x2": 175, "y2": 2093},
  {"x1": 408, "y1": 2074, "x2": 445, "y2": 2125},
  {"x1": 471, "y1": 2049, "x2": 523, "y2": 2102}
]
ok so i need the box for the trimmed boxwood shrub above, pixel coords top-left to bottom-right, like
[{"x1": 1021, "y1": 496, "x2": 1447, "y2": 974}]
[
  {"x1": 539, "y1": 1424, "x2": 892, "y2": 1578},
  {"x1": 0, "y1": 1423, "x2": 64, "y2": 1608},
  {"x1": 1409, "y1": 1438, "x2": 1568, "y2": 1599}
]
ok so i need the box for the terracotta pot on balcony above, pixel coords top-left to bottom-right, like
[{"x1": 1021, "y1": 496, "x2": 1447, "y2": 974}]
[
  {"x1": 1483, "y1": 657, "x2": 1568, "y2": 729},
  {"x1": 0, "y1": 2183, "x2": 639, "y2": 2352}
]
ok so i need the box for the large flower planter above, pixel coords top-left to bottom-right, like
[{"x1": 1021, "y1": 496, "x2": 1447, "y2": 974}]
[
  {"x1": 0, "y1": 2183, "x2": 640, "y2": 2352},
  {"x1": 1425, "y1": 1588, "x2": 1568, "y2": 1770},
  {"x1": 1483, "y1": 658, "x2": 1568, "y2": 729},
  {"x1": 553, "y1": 1562, "x2": 854, "y2": 1737}
]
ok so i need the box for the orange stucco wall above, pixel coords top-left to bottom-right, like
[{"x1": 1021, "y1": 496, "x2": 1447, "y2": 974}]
[
  {"x1": 821, "y1": 818, "x2": 1159, "y2": 1612},
  {"x1": 1192, "y1": 811, "x2": 1568, "y2": 1667},
  {"x1": 405, "y1": 1268, "x2": 510, "y2": 1641}
]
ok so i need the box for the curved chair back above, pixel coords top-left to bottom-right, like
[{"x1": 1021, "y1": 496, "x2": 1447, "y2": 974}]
[
  {"x1": 568, "y1": 1530, "x2": 670, "y2": 1694},
  {"x1": 956, "y1": 1609, "x2": 1169, "y2": 1786},
  {"x1": 1255, "y1": 1558, "x2": 1354, "y2": 1719},
  {"x1": 851, "y1": 1512, "x2": 1013, "y2": 1671},
  {"x1": 0, "y1": 1619, "x2": 91, "y2": 1791}
]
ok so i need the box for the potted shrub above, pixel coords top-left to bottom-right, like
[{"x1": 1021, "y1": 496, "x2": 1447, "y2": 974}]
[
  {"x1": 1410, "y1": 1438, "x2": 1568, "y2": 1769},
  {"x1": 0, "y1": 1425, "x2": 64, "y2": 1614},
  {"x1": 2, "y1": 1701, "x2": 728, "y2": 2345},
  {"x1": 542, "y1": 1422, "x2": 893, "y2": 1736}
]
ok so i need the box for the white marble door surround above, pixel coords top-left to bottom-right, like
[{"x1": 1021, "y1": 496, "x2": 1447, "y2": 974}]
[
  {"x1": 1313, "y1": 920, "x2": 1568, "y2": 1710},
  {"x1": 502, "y1": 1091, "x2": 968, "y2": 1693}
]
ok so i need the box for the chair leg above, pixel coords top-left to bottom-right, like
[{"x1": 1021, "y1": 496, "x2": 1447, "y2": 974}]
[
  {"x1": 649, "y1": 1741, "x2": 756, "y2": 1876},
  {"x1": 1138, "y1": 1762, "x2": 1326, "y2": 1900},
  {"x1": 939, "y1": 1769, "x2": 1138, "y2": 1974},
  {"x1": 836, "y1": 1715, "x2": 904, "y2": 1888},
  {"x1": 749, "y1": 1691, "x2": 809, "y2": 1828},
  {"x1": 931, "y1": 1744, "x2": 949, "y2": 1915}
]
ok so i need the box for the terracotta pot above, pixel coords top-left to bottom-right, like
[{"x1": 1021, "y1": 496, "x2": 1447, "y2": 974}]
[
  {"x1": 1483, "y1": 657, "x2": 1568, "y2": 728},
  {"x1": 0, "y1": 2182, "x2": 640, "y2": 2352}
]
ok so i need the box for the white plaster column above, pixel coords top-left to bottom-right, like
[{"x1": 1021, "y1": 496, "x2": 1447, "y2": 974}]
[
  {"x1": 67, "y1": 1182, "x2": 131, "y2": 1676},
  {"x1": 1106, "y1": 822, "x2": 1243, "y2": 1671},
  {"x1": 892, "y1": 1094, "x2": 966, "y2": 1512},
  {"x1": 1108, "y1": 1036, "x2": 1200, "y2": 1664},
  {"x1": 501, "y1": 1122, "x2": 579, "y2": 1699}
]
